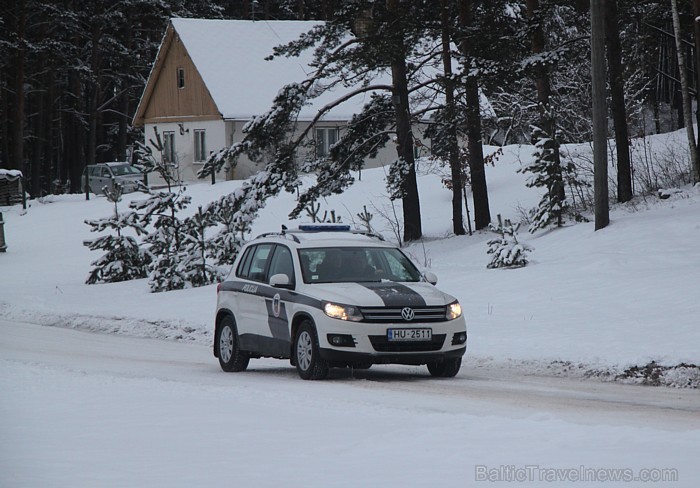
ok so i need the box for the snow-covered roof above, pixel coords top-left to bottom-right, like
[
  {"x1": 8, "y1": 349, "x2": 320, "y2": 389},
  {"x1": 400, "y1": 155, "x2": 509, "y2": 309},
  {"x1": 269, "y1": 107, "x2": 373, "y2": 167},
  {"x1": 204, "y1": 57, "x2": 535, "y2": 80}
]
[
  {"x1": 134, "y1": 18, "x2": 493, "y2": 126},
  {"x1": 0, "y1": 169, "x2": 23, "y2": 182},
  {"x1": 170, "y1": 18, "x2": 382, "y2": 121}
]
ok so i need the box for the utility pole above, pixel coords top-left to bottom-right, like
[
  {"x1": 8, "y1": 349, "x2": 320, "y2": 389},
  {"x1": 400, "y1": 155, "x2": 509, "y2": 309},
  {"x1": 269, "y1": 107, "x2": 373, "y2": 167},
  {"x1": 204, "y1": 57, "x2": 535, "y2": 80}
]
[
  {"x1": 591, "y1": 0, "x2": 609, "y2": 230},
  {"x1": 693, "y1": 0, "x2": 700, "y2": 173}
]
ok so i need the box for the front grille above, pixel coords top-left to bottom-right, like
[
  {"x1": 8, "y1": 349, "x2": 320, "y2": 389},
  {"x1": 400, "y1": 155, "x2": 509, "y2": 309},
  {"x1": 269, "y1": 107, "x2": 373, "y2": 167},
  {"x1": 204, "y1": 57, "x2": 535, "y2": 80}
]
[
  {"x1": 359, "y1": 306, "x2": 447, "y2": 323},
  {"x1": 369, "y1": 334, "x2": 446, "y2": 352}
]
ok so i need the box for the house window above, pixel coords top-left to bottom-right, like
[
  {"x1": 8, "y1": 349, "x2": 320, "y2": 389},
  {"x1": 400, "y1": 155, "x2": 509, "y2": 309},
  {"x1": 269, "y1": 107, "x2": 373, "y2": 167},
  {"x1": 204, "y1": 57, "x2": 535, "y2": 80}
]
[
  {"x1": 177, "y1": 68, "x2": 185, "y2": 89},
  {"x1": 315, "y1": 127, "x2": 339, "y2": 158},
  {"x1": 163, "y1": 131, "x2": 176, "y2": 163},
  {"x1": 194, "y1": 129, "x2": 206, "y2": 162}
]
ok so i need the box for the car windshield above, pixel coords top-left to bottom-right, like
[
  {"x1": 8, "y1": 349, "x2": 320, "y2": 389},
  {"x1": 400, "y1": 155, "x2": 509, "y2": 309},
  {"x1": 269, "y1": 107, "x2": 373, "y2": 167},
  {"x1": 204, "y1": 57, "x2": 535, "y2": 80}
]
[
  {"x1": 109, "y1": 164, "x2": 140, "y2": 176},
  {"x1": 299, "y1": 247, "x2": 422, "y2": 284}
]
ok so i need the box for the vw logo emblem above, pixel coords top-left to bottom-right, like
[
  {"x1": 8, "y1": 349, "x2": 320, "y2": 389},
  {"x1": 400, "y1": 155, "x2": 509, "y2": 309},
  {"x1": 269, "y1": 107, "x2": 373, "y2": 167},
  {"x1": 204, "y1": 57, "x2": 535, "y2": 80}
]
[{"x1": 401, "y1": 307, "x2": 415, "y2": 321}]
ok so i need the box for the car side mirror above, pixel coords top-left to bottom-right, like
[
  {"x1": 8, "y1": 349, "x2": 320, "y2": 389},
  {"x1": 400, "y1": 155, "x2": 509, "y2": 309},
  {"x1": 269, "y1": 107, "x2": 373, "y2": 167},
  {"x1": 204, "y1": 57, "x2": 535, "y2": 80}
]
[
  {"x1": 423, "y1": 271, "x2": 438, "y2": 285},
  {"x1": 270, "y1": 273, "x2": 294, "y2": 289}
]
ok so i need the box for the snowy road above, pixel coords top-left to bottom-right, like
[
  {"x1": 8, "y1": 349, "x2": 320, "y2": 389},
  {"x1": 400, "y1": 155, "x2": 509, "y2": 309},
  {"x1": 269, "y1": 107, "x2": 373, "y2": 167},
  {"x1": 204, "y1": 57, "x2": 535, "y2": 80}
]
[{"x1": 1, "y1": 318, "x2": 698, "y2": 487}]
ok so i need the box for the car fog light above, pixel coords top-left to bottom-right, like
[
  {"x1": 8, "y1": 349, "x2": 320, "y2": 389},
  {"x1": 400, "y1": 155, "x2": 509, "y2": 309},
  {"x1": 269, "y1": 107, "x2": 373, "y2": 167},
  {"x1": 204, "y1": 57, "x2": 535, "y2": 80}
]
[
  {"x1": 452, "y1": 332, "x2": 467, "y2": 345},
  {"x1": 327, "y1": 334, "x2": 356, "y2": 348}
]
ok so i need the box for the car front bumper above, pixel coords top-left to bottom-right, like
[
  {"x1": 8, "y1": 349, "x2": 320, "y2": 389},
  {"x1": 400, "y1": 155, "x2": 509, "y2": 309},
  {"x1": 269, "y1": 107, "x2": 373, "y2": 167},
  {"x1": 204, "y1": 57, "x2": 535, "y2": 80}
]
[
  {"x1": 315, "y1": 315, "x2": 467, "y2": 366},
  {"x1": 319, "y1": 346, "x2": 466, "y2": 366}
]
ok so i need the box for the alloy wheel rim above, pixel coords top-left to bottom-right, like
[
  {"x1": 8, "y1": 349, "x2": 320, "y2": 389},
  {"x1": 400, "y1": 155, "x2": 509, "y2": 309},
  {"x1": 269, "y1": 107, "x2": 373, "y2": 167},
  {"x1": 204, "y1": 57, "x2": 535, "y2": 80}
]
[
  {"x1": 220, "y1": 326, "x2": 233, "y2": 363},
  {"x1": 297, "y1": 331, "x2": 313, "y2": 371}
]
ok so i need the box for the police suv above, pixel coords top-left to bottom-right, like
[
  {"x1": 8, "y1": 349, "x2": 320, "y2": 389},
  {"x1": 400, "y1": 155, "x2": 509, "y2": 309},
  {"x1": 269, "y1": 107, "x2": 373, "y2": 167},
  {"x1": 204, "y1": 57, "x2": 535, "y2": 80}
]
[{"x1": 213, "y1": 224, "x2": 467, "y2": 380}]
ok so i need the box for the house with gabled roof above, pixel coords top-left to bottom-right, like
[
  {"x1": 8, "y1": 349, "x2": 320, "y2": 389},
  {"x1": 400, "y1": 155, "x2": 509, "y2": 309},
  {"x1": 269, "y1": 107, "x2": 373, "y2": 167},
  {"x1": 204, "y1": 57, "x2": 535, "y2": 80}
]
[{"x1": 132, "y1": 18, "x2": 400, "y2": 183}]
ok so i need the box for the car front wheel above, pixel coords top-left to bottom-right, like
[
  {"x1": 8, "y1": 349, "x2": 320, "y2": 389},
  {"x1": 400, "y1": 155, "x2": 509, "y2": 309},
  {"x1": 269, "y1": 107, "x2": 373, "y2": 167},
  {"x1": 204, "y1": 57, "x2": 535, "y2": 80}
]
[
  {"x1": 427, "y1": 357, "x2": 461, "y2": 378},
  {"x1": 217, "y1": 316, "x2": 250, "y2": 372},
  {"x1": 294, "y1": 322, "x2": 329, "y2": 380}
]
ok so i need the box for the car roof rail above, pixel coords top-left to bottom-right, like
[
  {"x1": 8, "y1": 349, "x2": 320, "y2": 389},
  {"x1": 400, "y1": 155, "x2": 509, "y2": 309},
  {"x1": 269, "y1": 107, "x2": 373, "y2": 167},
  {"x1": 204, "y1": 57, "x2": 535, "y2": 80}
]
[
  {"x1": 256, "y1": 224, "x2": 385, "y2": 243},
  {"x1": 254, "y1": 225, "x2": 301, "y2": 243}
]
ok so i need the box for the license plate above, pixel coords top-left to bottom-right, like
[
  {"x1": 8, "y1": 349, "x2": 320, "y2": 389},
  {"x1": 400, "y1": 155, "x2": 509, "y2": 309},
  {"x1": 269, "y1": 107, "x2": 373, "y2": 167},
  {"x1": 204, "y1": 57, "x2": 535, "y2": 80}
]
[{"x1": 387, "y1": 328, "x2": 432, "y2": 342}]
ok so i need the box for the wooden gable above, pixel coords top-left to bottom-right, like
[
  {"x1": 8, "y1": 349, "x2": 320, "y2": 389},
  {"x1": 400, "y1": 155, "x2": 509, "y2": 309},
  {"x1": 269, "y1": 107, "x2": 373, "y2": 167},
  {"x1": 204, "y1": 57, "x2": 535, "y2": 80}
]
[{"x1": 133, "y1": 24, "x2": 222, "y2": 126}]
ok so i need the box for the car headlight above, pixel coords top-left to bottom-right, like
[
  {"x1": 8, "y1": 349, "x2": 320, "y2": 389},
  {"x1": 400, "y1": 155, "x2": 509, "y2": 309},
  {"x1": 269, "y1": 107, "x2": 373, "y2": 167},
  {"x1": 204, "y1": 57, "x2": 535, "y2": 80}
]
[
  {"x1": 446, "y1": 301, "x2": 462, "y2": 320},
  {"x1": 323, "y1": 302, "x2": 363, "y2": 322}
]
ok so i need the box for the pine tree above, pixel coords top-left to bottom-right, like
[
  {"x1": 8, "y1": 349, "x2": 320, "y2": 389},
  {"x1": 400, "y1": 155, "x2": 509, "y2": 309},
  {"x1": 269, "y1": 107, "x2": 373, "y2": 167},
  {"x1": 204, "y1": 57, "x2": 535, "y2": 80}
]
[
  {"x1": 486, "y1": 215, "x2": 532, "y2": 269},
  {"x1": 605, "y1": 0, "x2": 633, "y2": 202},
  {"x1": 458, "y1": 0, "x2": 491, "y2": 231},
  {"x1": 520, "y1": 124, "x2": 583, "y2": 233},
  {"x1": 0, "y1": 0, "x2": 230, "y2": 196},
  {"x1": 427, "y1": 0, "x2": 520, "y2": 232},
  {"x1": 204, "y1": 193, "x2": 252, "y2": 267},
  {"x1": 486, "y1": 1, "x2": 593, "y2": 145},
  {"x1": 671, "y1": 0, "x2": 700, "y2": 183},
  {"x1": 84, "y1": 183, "x2": 150, "y2": 284},
  {"x1": 132, "y1": 131, "x2": 191, "y2": 292},
  {"x1": 291, "y1": 93, "x2": 395, "y2": 217},
  {"x1": 197, "y1": 2, "x2": 446, "y2": 242},
  {"x1": 179, "y1": 206, "x2": 222, "y2": 287}
]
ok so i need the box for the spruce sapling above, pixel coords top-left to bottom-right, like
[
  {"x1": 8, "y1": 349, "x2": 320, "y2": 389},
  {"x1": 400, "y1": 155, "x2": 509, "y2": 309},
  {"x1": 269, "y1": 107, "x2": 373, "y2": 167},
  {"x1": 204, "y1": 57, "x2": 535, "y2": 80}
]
[{"x1": 486, "y1": 214, "x2": 532, "y2": 269}]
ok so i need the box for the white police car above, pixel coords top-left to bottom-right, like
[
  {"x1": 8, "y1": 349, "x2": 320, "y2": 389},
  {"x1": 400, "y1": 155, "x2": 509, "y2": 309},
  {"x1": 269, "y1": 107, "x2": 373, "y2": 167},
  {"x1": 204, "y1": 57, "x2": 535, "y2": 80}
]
[{"x1": 213, "y1": 224, "x2": 467, "y2": 380}]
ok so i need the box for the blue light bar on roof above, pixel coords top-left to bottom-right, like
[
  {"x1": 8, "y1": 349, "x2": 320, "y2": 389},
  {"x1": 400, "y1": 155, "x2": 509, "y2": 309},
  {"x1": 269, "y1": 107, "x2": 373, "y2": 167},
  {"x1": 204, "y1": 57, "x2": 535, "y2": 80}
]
[{"x1": 298, "y1": 224, "x2": 351, "y2": 232}]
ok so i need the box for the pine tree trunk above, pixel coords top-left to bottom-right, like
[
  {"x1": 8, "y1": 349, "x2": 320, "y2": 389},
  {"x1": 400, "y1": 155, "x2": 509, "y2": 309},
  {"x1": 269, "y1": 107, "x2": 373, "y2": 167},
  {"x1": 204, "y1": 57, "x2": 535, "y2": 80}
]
[
  {"x1": 652, "y1": 90, "x2": 661, "y2": 134},
  {"x1": 441, "y1": 0, "x2": 465, "y2": 236},
  {"x1": 11, "y1": 0, "x2": 27, "y2": 172},
  {"x1": 605, "y1": 0, "x2": 633, "y2": 202},
  {"x1": 591, "y1": 0, "x2": 609, "y2": 230},
  {"x1": 43, "y1": 68, "x2": 56, "y2": 196},
  {"x1": 671, "y1": 0, "x2": 700, "y2": 183},
  {"x1": 87, "y1": 23, "x2": 101, "y2": 171},
  {"x1": 527, "y1": 0, "x2": 565, "y2": 212},
  {"x1": 65, "y1": 69, "x2": 86, "y2": 187},
  {"x1": 31, "y1": 68, "x2": 45, "y2": 198},
  {"x1": 693, "y1": 0, "x2": 700, "y2": 167},
  {"x1": 459, "y1": 0, "x2": 491, "y2": 231},
  {"x1": 526, "y1": 0, "x2": 551, "y2": 129},
  {"x1": 116, "y1": 22, "x2": 132, "y2": 161},
  {"x1": 387, "y1": 0, "x2": 422, "y2": 242},
  {"x1": 117, "y1": 89, "x2": 129, "y2": 161},
  {"x1": 0, "y1": 68, "x2": 8, "y2": 169}
]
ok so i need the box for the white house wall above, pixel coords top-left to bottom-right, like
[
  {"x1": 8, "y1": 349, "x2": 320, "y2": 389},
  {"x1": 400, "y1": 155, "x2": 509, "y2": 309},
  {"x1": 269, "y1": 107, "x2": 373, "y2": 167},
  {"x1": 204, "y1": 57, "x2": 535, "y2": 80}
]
[
  {"x1": 225, "y1": 120, "x2": 405, "y2": 179},
  {"x1": 143, "y1": 119, "x2": 431, "y2": 185},
  {"x1": 142, "y1": 119, "x2": 227, "y2": 185}
]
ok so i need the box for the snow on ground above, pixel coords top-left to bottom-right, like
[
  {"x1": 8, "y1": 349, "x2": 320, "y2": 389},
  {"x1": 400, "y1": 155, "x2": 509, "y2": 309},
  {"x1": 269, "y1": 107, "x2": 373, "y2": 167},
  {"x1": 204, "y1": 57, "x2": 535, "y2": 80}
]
[
  {"x1": 2, "y1": 136, "x2": 700, "y2": 487},
  {"x1": 1, "y1": 138, "x2": 699, "y2": 386},
  {"x1": 2, "y1": 318, "x2": 698, "y2": 488}
]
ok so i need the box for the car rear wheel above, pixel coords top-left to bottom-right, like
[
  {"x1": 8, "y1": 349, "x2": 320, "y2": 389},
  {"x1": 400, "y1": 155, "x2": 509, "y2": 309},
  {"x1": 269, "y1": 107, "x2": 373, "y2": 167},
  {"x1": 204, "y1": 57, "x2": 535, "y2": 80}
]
[
  {"x1": 294, "y1": 322, "x2": 329, "y2": 380},
  {"x1": 427, "y1": 357, "x2": 461, "y2": 378},
  {"x1": 217, "y1": 315, "x2": 250, "y2": 372}
]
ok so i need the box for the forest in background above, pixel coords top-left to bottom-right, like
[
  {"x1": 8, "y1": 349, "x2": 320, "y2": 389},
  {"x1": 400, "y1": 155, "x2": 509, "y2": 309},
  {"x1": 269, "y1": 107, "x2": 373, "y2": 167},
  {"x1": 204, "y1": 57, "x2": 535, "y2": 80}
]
[{"x1": 1, "y1": 0, "x2": 699, "y2": 198}]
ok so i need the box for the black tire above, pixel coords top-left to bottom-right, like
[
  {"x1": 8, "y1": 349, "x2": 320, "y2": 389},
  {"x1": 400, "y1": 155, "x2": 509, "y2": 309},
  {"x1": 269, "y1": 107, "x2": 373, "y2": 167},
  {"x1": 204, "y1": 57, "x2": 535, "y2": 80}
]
[
  {"x1": 294, "y1": 321, "x2": 329, "y2": 380},
  {"x1": 216, "y1": 315, "x2": 250, "y2": 372},
  {"x1": 427, "y1": 357, "x2": 462, "y2": 378}
]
